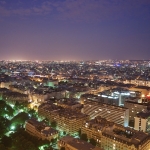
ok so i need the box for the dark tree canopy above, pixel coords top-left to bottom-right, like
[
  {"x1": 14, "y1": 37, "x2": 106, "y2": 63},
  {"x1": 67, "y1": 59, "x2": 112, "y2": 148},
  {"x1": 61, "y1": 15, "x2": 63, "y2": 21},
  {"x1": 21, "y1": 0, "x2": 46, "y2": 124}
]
[
  {"x1": 80, "y1": 133, "x2": 88, "y2": 141},
  {"x1": 0, "y1": 144, "x2": 8, "y2": 150},
  {"x1": 90, "y1": 138, "x2": 96, "y2": 146},
  {"x1": 51, "y1": 121, "x2": 57, "y2": 128},
  {"x1": 0, "y1": 100, "x2": 14, "y2": 117},
  {"x1": 10, "y1": 112, "x2": 29, "y2": 126},
  {"x1": 1, "y1": 135, "x2": 12, "y2": 147},
  {"x1": 10, "y1": 128, "x2": 50, "y2": 150}
]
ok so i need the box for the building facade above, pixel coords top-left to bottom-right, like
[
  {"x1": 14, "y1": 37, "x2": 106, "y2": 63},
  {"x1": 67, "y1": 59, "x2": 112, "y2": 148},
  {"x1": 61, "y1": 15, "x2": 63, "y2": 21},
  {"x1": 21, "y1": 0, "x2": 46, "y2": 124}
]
[
  {"x1": 134, "y1": 112, "x2": 150, "y2": 133},
  {"x1": 58, "y1": 135, "x2": 102, "y2": 150},
  {"x1": 25, "y1": 119, "x2": 58, "y2": 141},
  {"x1": 82, "y1": 101, "x2": 129, "y2": 127},
  {"x1": 81, "y1": 116, "x2": 150, "y2": 150},
  {"x1": 124, "y1": 100, "x2": 150, "y2": 121},
  {"x1": 38, "y1": 103, "x2": 89, "y2": 135}
]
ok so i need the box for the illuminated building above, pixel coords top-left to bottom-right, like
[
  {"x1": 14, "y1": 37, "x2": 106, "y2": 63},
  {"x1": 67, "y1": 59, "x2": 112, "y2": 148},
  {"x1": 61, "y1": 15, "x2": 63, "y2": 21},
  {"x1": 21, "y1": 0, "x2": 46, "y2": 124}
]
[
  {"x1": 49, "y1": 109, "x2": 89, "y2": 134},
  {"x1": 9, "y1": 84, "x2": 29, "y2": 94},
  {"x1": 56, "y1": 98, "x2": 82, "y2": 110},
  {"x1": 38, "y1": 103, "x2": 89, "y2": 134},
  {"x1": 97, "y1": 88, "x2": 139, "y2": 106},
  {"x1": 66, "y1": 85, "x2": 90, "y2": 99},
  {"x1": 124, "y1": 100, "x2": 150, "y2": 121},
  {"x1": 25, "y1": 119, "x2": 58, "y2": 141},
  {"x1": 38, "y1": 102, "x2": 59, "y2": 119},
  {"x1": 81, "y1": 116, "x2": 150, "y2": 150},
  {"x1": 3, "y1": 91, "x2": 29, "y2": 104},
  {"x1": 134, "y1": 112, "x2": 150, "y2": 133},
  {"x1": 130, "y1": 79, "x2": 150, "y2": 87},
  {"x1": 45, "y1": 79, "x2": 58, "y2": 87},
  {"x1": 80, "y1": 93, "x2": 98, "y2": 104},
  {"x1": 58, "y1": 135, "x2": 102, "y2": 150},
  {"x1": 82, "y1": 101, "x2": 129, "y2": 127},
  {"x1": 0, "y1": 81, "x2": 12, "y2": 89},
  {"x1": 129, "y1": 86, "x2": 150, "y2": 97}
]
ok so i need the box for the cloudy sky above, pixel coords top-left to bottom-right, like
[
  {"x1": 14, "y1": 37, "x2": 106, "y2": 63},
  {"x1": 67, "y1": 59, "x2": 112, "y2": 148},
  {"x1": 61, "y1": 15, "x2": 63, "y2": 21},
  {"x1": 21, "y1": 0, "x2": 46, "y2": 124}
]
[{"x1": 0, "y1": 0, "x2": 150, "y2": 60}]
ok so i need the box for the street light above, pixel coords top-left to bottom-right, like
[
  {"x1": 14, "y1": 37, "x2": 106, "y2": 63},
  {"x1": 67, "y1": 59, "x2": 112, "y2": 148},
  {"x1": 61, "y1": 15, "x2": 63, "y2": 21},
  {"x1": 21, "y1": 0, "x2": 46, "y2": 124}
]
[{"x1": 10, "y1": 125, "x2": 15, "y2": 130}]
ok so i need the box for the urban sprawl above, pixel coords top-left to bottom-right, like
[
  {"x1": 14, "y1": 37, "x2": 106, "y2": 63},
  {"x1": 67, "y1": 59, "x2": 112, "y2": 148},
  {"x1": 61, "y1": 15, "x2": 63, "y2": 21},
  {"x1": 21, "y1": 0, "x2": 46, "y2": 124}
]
[{"x1": 0, "y1": 60, "x2": 150, "y2": 150}]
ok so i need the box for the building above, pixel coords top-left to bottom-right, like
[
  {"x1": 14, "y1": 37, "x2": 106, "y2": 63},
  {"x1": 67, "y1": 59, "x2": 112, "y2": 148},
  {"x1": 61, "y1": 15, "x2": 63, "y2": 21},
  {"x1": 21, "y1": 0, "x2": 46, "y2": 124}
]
[
  {"x1": 58, "y1": 135, "x2": 102, "y2": 150},
  {"x1": 38, "y1": 103, "x2": 89, "y2": 134},
  {"x1": 2, "y1": 91, "x2": 29, "y2": 104},
  {"x1": 81, "y1": 116, "x2": 150, "y2": 150},
  {"x1": 97, "y1": 88, "x2": 140, "y2": 106},
  {"x1": 56, "y1": 98, "x2": 82, "y2": 110},
  {"x1": 80, "y1": 93, "x2": 98, "y2": 104},
  {"x1": 0, "y1": 88, "x2": 9, "y2": 100},
  {"x1": 50, "y1": 109, "x2": 89, "y2": 134},
  {"x1": 129, "y1": 86, "x2": 150, "y2": 97},
  {"x1": 134, "y1": 111, "x2": 150, "y2": 133},
  {"x1": 124, "y1": 100, "x2": 150, "y2": 121},
  {"x1": 82, "y1": 101, "x2": 129, "y2": 127},
  {"x1": 25, "y1": 119, "x2": 58, "y2": 141},
  {"x1": 0, "y1": 81, "x2": 12, "y2": 89},
  {"x1": 81, "y1": 116, "x2": 111, "y2": 147},
  {"x1": 130, "y1": 79, "x2": 150, "y2": 87},
  {"x1": 38, "y1": 102, "x2": 59, "y2": 119}
]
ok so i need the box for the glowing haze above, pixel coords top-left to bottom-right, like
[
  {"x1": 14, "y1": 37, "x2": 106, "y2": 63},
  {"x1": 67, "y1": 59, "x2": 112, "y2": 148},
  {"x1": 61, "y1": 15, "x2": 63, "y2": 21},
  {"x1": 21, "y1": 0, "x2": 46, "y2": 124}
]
[{"x1": 0, "y1": 0, "x2": 150, "y2": 60}]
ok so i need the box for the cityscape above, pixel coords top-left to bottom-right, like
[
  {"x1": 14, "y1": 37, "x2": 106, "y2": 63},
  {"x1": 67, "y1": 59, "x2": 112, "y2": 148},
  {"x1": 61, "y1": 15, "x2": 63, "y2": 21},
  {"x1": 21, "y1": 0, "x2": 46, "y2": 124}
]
[
  {"x1": 0, "y1": 60, "x2": 150, "y2": 150},
  {"x1": 0, "y1": 0, "x2": 150, "y2": 150}
]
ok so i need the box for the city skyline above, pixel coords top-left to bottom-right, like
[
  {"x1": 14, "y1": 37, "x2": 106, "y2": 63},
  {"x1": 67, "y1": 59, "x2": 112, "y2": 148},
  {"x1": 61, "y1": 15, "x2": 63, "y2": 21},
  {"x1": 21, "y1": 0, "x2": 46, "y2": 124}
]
[
  {"x1": 0, "y1": 59, "x2": 150, "y2": 149},
  {"x1": 0, "y1": 0, "x2": 150, "y2": 60}
]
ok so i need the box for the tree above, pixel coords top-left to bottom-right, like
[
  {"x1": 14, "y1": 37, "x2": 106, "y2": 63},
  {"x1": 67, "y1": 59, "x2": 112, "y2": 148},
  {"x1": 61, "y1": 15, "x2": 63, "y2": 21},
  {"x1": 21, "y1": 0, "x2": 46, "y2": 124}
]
[
  {"x1": 23, "y1": 141, "x2": 37, "y2": 150},
  {"x1": 78, "y1": 129, "x2": 81, "y2": 137},
  {"x1": 89, "y1": 138, "x2": 96, "y2": 146},
  {"x1": 0, "y1": 125, "x2": 6, "y2": 138},
  {"x1": 42, "y1": 118, "x2": 50, "y2": 126},
  {"x1": 41, "y1": 139, "x2": 50, "y2": 145},
  {"x1": 63, "y1": 131, "x2": 66, "y2": 135},
  {"x1": 51, "y1": 138, "x2": 57, "y2": 144},
  {"x1": 0, "y1": 144, "x2": 8, "y2": 150},
  {"x1": 11, "y1": 133, "x2": 38, "y2": 150},
  {"x1": 15, "y1": 101, "x2": 20, "y2": 108},
  {"x1": 80, "y1": 133, "x2": 88, "y2": 141},
  {"x1": 45, "y1": 146, "x2": 53, "y2": 150},
  {"x1": 21, "y1": 101, "x2": 29, "y2": 108},
  {"x1": 1, "y1": 135, "x2": 12, "y2": 147},
  {"x1": 0, "y1": 100, "x2": 14, "y2": 117},
  {"x1": 28, "y1": 109, "x2": 36, "y2": 118},
  {"x1": 10, "y1": 112, "x2": 29, "y2": 127},
  {"x1": 0, "y1": 117, "x2": 10, "y2": 137},
  {"x1": 6, "y1": 104, "x2": 14, "y2": 117},
  {"x1": 0, "y1": 116, "x2": 10, "y2": 127},
  {"x1": 51, "y1": 121, "x2": 57, "y2": 128}
]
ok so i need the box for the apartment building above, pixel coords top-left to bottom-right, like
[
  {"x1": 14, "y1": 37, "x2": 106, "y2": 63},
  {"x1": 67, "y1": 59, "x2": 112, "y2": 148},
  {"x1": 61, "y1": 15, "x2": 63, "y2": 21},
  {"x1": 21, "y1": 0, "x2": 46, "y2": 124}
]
[
  {"x1": 3, "y1": 91, "x2": 29, "y2": 104},
  {"x1": 81, "y1": 116, "x2": 150, "y2": 150},
  {"x1": 38, "y1": 103, "x2": 89, "y2": 134},
  {"x1": 124, "y1": 100, "x2": 150, "y2": 121},
  {"x1": 56, "y1": 98, "x2": 82, "y2": 110},
  {"x1": 82, "y1": 101, "x2": 129, "y2": 127},
  {"x1": 25, "y1": 119, "x2": 58, "y2": 141},
  {"x1": 58, "y1": 135, "x2": 102, "y2": 150},
  {"x1": 130, "y1": 79, "x2": 150, "y2": 87},
  {"x1": 38, "y1": 102, "x2": 59, "y2": 119},
  {"x1": 134, "y1": 112, "x2": 150, "y2": 133}
]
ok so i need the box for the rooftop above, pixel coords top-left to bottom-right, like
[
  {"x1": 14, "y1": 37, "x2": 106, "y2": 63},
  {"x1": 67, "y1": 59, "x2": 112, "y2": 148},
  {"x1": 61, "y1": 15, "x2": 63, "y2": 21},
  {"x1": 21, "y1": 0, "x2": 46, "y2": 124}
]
[
  {"x1": 60, "y1": 136, "x2": 102, "y2": 150},
  {"x1": 136, "y1": 111, "x2": 150, "y2": 119}
]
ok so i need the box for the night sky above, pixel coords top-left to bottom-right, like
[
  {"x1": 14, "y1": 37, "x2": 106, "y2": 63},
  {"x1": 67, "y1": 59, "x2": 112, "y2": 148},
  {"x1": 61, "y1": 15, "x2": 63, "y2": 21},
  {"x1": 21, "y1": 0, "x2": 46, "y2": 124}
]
[{"x1": 0, "y1": 0, "x2": 150, "y2": 61}]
